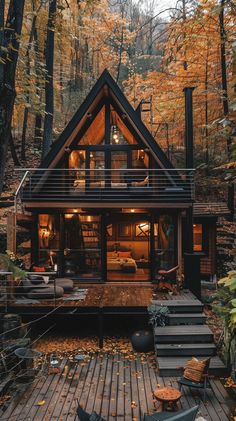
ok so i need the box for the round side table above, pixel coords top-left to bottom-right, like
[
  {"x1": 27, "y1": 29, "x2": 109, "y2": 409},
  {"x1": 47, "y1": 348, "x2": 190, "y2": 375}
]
[{"x1": 153, "y1": 386, "x2": 182, "y2": 411}]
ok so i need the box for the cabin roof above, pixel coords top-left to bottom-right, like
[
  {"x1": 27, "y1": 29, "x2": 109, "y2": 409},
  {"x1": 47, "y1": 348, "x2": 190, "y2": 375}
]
[
  {"x1": 41, "y1": 69, "x2": 175, "y2": 170},
  {"x1": 193, "y1": 202, "x2": 230, "y2": 217}
]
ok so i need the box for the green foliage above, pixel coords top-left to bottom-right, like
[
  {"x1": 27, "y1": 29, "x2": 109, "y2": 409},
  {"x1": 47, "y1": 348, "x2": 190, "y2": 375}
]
[
  {"x1": 0, "y1": 252, "x2": 26, "y2": 279},
  {"x1": 213, "y1": 270, "x2": 236, "y2": 329}
]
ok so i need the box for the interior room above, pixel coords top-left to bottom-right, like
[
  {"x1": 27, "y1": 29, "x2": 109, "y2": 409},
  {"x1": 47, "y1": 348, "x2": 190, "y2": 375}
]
[{"x1": 106, "y1": 214, "x2": 150, "y2": 282}]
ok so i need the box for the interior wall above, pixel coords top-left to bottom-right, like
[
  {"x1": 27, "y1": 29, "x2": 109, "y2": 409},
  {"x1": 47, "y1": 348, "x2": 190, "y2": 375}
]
[{"x1": 107, "y1": 240, "x2": 149, "y2": 260}]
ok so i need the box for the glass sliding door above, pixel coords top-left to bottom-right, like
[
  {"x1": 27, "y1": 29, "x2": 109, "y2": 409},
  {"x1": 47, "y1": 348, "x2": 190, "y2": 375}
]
[
  {"x1": 64, "y1": 214, "x2": 102, "y2": 279},
  {"x1": 111, "y1": 151, "x2": 127, "y2": 185},
  {"x1": 106, "y1": 214, "x2": 150, "y2": 282},
  {"x1": 38, "y1": 214, "x2": 60, "y2": 269},
  {"x1": 153, "y1": 214, "x2": 176, "y2": 280}
]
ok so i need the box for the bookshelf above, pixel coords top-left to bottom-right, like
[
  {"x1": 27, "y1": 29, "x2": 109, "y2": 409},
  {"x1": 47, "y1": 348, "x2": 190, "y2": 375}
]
[{"x1": 81, "y1": 222, "x2": 101, "y2": 270}]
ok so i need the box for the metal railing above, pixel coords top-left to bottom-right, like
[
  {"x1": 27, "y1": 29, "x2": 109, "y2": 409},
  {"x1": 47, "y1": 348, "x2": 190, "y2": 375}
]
[{"x1": 18, "y1": 168, "x2": 195, "y2": 203}]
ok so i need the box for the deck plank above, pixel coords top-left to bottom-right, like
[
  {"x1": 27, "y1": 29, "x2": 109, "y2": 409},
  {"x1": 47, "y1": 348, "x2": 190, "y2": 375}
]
[
  {"x1": 100, "y1": 354, "x2": 113, "y2": 420},
  {"x1": 108, "y1": 354, "x2": 119, "y2": 420},
  {"x1": 116, "y1": 354, "x2": 125, "y2": 420},
  {"x1": 66, "y1": 356, "x2": 92, "y2": 421}
]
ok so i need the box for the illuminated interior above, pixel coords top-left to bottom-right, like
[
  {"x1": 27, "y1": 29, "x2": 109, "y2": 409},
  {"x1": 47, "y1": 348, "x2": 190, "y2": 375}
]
[{"x1": 193, "y1": 223, "x2": 203, "y2": 252}]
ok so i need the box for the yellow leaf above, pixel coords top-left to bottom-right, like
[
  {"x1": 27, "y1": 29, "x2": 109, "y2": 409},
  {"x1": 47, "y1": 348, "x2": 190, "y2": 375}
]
[{"x1": 36, "y1": 400, "x2": 45, "y2": 406}]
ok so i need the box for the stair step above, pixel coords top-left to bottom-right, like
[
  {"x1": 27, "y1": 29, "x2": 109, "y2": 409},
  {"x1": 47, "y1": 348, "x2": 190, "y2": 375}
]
[
  {"x1": 152, "y1": 300, "x2": 203, "y2": 313},
  {"x1": 154, "y1": 325, "x2": 213, "y2": 343},
  {"x1": 168, "y1": 313, "x2": 206, "y2": 325},
  {"x1": 157, "y1": 356, "x2": 227, "y2": 377},
  {"x1": 155, "y1": 343, "x2": 216, "y2": 356}
]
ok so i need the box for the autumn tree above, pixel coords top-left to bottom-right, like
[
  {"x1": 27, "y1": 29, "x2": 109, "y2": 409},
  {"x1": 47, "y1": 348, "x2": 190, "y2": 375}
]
[
  {"x1": 42, "y1": 0, "x2": 57, "y2": 159},
  {"x1": 0, "y1": 0, "x2": 25, "y2": 193}
]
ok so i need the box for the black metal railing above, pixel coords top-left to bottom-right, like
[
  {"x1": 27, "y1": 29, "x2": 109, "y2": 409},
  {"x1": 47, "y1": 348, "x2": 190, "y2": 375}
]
[{"x1": 19, "y1": 168, "x2": 195, "y2": 203}]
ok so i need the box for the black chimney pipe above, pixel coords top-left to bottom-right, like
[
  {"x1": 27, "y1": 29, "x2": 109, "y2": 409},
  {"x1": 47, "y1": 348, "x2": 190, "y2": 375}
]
[
  {"x1": 183, "y1": 86, "x2": 201, "y2": 299},
  {"x1": 183, "y1": 87, "x2": 195, "y2": 169},
  {"x1": 183, "y1": 87, "x2": 195, "y2": 254}
]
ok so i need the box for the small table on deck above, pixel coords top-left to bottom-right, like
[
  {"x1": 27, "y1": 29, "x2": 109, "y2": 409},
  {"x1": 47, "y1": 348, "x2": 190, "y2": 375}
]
[{"x1": 153, "y1": 386, "x2": 182, "y2": 411}]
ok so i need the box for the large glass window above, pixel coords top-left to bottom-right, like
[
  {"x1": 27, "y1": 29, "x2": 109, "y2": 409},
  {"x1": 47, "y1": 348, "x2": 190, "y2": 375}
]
[
  {"x1": 64, "y1": 214, "x2": 101, "y2": 279},
  {"x1": 38, "y1": 214, "x2": 60, "y2": 268},
  {"x1": 79, "y1": 106, "x2": 105, "y2": 145},
  {"x1": 154, "y1": 214, "x2": 176, "y2": 278},
  {"x1": 90, "y1": 151, "x2": 105, "y2": 185},
  {"x1": 111, "y1": 151, "x2": 127, "y2": 184}
]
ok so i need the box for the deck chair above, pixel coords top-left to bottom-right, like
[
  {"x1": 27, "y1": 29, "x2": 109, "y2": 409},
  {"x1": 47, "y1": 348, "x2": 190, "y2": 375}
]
[
  {"x1": 143, "y1": 405, "x2": 199, "y2": 420},
  {"x1": 156, "y1": 265, "x2": 179, "y2": 293},
  {"x1": 76, "y1": 403, "x2": 106, "y2": 421},
  {"x1": 177, "y1": 358, "x2": 211, "y2": 402}
]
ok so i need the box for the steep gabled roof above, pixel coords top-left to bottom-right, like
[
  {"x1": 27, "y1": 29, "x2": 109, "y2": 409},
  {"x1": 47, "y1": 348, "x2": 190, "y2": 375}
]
[{"x1": 41, "y1": 69, "x2": 175, "y2": 170}]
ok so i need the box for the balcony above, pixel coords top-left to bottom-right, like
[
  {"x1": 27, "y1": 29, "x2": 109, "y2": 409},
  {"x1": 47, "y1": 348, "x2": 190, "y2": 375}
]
[{"x1": 20, "y1": 168, "x2": 195, "y2": 204}]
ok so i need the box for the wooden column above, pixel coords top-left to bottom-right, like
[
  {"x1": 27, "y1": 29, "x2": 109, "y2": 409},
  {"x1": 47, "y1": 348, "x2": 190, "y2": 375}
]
[
  {"x1": 177, "y1": 212, "x2": 183, "y2": 280},
  {"x1": 7, "y1": 212, "x2": 16, "y2": 254}
]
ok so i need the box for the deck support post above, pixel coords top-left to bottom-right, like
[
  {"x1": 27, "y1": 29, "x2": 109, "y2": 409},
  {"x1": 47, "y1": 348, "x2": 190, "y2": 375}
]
[
  {"x1": 184, "y1": 253, "x2": 201, "y2": 300},
  {"x1": 98, "y1": 304, "x2": 104, "y2": 349},
  {"x1": 7, "y1": 212, "x2": 16, "y2": 254}
]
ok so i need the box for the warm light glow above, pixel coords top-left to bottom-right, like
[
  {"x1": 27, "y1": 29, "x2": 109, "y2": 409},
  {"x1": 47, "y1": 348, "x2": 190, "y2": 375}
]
[
  {"x1": 131, "y1": 209, "x2": 135, "y2": 213},
  {"x1": 73, "y1": 209, "x2": 78, "y2": 213},
  {"x1": 40, "y1": 227, "x2": 50, "y2": 239}
]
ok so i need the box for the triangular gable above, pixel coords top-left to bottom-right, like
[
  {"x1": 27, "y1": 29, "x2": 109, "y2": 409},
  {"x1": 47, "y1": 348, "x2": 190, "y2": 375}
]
[{"x1": 41, "y1": 69, "x2": 175, "y2": 171}]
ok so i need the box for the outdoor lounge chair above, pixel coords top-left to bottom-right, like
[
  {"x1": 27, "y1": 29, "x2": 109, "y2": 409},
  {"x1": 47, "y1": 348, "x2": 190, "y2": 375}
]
[
  {"x1": 76, "y1": 403, "x2": 106, "y2": 421},
  {"x1": 177, "y1": 358, "x2": 211, "y2": 402},
  {"x1": 19, "y1": 278, "x2": 64, "y2": 299},
  {"x1": 143, "y1": 405, "x2": 199, "y2": 421}
]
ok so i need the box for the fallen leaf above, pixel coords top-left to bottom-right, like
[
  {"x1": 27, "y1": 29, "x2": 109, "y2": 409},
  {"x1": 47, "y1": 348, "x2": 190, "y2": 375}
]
[{"x1": 36, "y1": 400, "x2": 45, "y2": 406}]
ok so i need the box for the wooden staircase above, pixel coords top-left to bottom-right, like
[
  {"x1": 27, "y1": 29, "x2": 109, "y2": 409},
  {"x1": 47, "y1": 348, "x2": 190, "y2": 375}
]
[{"x1": 153, "y1": 296, "x2": 227, "y2": 377}]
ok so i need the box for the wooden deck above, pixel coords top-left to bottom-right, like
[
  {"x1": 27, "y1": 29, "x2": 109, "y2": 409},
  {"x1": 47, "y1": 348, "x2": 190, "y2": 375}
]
[
  {"x1": 2, "y1": 284, "x2": 199, "y2": 315},
  {"x1": 1, "y1": 353, "x2": 234, "y2": 421}
]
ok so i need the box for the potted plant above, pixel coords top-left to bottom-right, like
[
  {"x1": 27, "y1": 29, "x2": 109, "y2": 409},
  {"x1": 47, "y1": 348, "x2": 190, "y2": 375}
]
[{"x1": 0, "y1": 251, "x2": 26, "y2": 299}]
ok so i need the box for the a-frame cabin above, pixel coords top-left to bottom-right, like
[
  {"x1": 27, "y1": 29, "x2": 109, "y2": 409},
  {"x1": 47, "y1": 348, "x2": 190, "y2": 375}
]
[{"x1": 18, "y1": 69, "x2": 220, "y2": 283}]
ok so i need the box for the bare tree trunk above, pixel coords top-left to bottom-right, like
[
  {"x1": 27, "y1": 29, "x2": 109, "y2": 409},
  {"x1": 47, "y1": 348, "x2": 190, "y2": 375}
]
[
  {"x1": 9, "y1": 132, "x2": 20, "y2": 166},
  {"x1": 219, "y1": 0, "x2": 234, "y2": 218},
  {"x1": 205, "y1": 41, "x2": 209, "y2": 169},
  {"x1": 116, "y1": 4, "x2": 125, "y2": 83},
  {"x1": 42, "y1": 0, "x2": 57, "y2": 160},
  {"x1": 21, "y1": 1, "x2": 42, "y2": 160},
  {"x1": 0, "y1": 0, "x2": 25, "y2": 194},
  {"x1": 33, "y1": 25, "x2": 43, "y2": 149}
]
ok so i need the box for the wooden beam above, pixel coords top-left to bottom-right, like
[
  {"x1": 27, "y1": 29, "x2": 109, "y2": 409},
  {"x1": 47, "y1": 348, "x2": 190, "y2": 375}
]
[
  {"x1": 7, "y1": 212, "x2": 16, "y2": 254},
  {"x1": 24, "y1": 202, "x2": 193, "y2": 209}
]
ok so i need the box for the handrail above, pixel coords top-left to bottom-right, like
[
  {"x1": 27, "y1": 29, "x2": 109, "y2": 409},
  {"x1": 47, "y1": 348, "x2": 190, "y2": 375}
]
[
  {"x1": 15, "y1": 168, "x2": 196, "y2": 171},
  {"x1": 14, "y1": 170, "x2": 29, "y2": 213}
]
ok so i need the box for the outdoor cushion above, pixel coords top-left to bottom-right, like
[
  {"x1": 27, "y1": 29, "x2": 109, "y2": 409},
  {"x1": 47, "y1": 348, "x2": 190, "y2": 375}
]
[
  {"x1": 21, "y1": 278, "x2": 48, "y2": 292},
  {"x1": 52, "y1": 278, "x2": 74, "y2": 292},
  {"x1": 27, "y1": 285, "x2": 64, "y2": 299},
  {"x1": 183, "y1": 357, "x2": 209, "y2": 383},
  {"x1": 32, "y1": 266, "x2": 46, "y2": 272},
  {"x1": 27, "y1": 274, "x2": 45, "y2": 284},
  {"x1": 89, "y1": 412, "x2": 106, "y2": 421}
]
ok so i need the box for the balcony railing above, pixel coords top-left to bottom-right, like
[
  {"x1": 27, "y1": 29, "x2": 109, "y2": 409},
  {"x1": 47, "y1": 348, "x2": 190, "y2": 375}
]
[{"x1": 19, "y1": 168, "x2": 195, "y2": 203}]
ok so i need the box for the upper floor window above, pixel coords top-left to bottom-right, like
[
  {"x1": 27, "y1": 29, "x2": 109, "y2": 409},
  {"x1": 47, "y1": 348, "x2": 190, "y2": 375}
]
[{"x1": 193, "y1": 223, "x2": 203, "y2": 252}]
